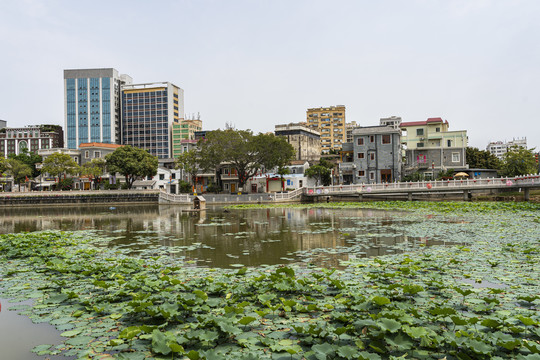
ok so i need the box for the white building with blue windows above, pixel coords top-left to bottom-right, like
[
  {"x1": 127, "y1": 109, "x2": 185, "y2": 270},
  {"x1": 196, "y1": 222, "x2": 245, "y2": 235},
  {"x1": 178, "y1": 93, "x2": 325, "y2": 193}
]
[{"x1": 64, "y1": 68, "x2": 133, "y2": 149}]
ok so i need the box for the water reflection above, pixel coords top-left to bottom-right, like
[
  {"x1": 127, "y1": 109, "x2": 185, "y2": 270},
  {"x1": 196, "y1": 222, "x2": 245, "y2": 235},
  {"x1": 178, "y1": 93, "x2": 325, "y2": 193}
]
[{"x1": 0, "y1": 205, "x2": 445, "y2": 268}]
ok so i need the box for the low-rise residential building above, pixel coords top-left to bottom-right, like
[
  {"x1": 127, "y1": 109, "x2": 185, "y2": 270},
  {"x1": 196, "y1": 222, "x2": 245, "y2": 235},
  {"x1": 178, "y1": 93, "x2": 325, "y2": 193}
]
[
  {"x1": 274, "y1": 123, "x2": 321, "y2": 162},
  {"x1": 79, "y1": 142, "x2": 123, "y2": 166},
  {"x1": 400, "y1": 118, "x2": 468, "y2": 179},
  {"x1": 0, "y1": 125, "x2": 63, "y2": 157},
  {"x1": 348, "y1": 125, "x2": 402, "y2": 184},
  {"x1": 486, "y1": 138, "x2": 527, "y2": 159}
]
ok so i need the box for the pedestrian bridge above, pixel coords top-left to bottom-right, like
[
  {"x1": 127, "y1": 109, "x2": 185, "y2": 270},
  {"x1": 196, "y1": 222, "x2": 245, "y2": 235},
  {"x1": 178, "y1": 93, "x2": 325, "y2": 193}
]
[{"x1": 302, "y1": 174, "x2": 540, "y2": 201}]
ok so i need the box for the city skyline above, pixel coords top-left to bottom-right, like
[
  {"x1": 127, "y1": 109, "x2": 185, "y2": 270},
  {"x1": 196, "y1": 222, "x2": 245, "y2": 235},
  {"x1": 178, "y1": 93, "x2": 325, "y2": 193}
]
[{"x1": 1, "y1": 0, "x2": 539, "y2": 151}]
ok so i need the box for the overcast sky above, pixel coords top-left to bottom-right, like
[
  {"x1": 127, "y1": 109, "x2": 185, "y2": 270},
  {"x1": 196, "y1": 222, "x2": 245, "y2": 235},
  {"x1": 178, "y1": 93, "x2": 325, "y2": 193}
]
[{"x1": 1, "y1": 0, "x2": 539, "y2": 151}]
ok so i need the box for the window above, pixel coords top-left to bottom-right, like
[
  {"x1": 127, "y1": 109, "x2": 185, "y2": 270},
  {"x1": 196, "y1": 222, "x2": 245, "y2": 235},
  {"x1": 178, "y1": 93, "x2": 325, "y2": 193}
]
[
  {"x1": 171, "y1": 173, "x2": 176, "y2": 179},
  {"x1": 85, "y1": 150, "x2": 89, "y2": 158},
  {"x1": 225, "y1": 183, "x2": 229, "y2": 190},
  {"x1": 382, "y1": 135, "x2": 391, "y2": 144},
  {"x1": 417, "y1": 142, "x2": 424, "y2": 148},
  {"x1": 357, "y1": 152, "x2": 365, "y2": 159},
  {"x1": 358, "y1": 170, "x2": 365, "y2": 177},
  {"x1": 369, "y1": 172, "x2": 375, "y2": 180},
  {"x1": 370, "y1": 135, "x2": 375, "y2": 143},
  {"x1": 447, "y1": 140, "x2": 452, "y2": 147},
  {"x1": 94, "y1": 151, "x2": 101, "y2": 158},
  {"x1": 159, "y1": 174, "x2": 165, "y2": 180},
  {"x1": 436, "y1": 127, "x2": 440, "y2": 132},
  {"x1": 370, "y1": 153, "x2": 375, "y2": 161},
  {"x1": 357, "y1": 137, "x2": 364, "y2": 146},
  {"x1": 452, "y1": 152, "x2": 460, "y2": 162},
  {"x1": 417, "y1": 128, "x2": 424, "y2": 136}
]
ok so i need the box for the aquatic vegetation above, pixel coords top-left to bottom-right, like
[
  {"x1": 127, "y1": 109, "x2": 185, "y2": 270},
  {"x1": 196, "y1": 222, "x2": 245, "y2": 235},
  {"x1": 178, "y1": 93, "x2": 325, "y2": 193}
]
[{"x1": 0, "y1": 201, "x2": 539, "y2": 359}]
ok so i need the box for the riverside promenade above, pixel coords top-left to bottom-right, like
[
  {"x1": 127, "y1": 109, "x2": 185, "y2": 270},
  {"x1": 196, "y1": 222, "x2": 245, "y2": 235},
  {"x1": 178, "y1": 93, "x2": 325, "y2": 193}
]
[{"x1": 0, "y1": 175, "x2": 538, "y2": 206}]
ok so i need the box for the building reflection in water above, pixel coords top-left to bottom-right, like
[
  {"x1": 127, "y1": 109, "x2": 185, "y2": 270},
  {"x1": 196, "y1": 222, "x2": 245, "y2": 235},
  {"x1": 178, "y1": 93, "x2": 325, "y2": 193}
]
[{"x1": 0, "y1": 204, "x2": 444, "y2": 268}]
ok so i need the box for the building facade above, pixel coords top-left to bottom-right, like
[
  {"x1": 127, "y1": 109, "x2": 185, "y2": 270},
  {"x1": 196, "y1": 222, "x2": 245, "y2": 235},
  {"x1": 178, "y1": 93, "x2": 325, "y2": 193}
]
[
  {"x1": 79, "y1": 142, "x2": 123, "y2": 166},
  {"x1": 400, "y1": 118, "x2": 468, "y2": 178},
  {"x1": 347, "y1": 126, "x2": 402, "y2": 184},
  {"x1": 0, "y1": 120, "x2": 6, "y2": 130},
  {"x1": 379, "y1": 116, "x2": 402, "y2": 129},
  {"x1": 0, "y1": 125, "x2": 63, "y2": 157},
  {"x1": 64, "y1": 68, "x2": 133, "y2": 149},
  {"x1": 171, "y1": 118, "x2": 202, "y2": 158},
  {"x1": 121, "y1": 82, "x2": 184, "y2": 159},
  {"x1": 306, "y1": 105, "x2": 346, "y2": 154},
  {"x1": 486, "y1": 138, "x2": 527, "y2": 159},
  {"x1": 274, "y1": 123, "x2": 321, "y2": 162},
  {"x1": 346, "y1": 121, "x2": 358, "y2": 143}
]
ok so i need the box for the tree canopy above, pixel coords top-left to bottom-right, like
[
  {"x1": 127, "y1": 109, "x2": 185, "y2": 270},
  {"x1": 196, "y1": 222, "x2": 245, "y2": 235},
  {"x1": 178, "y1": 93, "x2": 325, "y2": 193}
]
[
  {"x1": 81, "y1": 158, "x2": 107, "y2": 189},
  {"x1": 5, "y1": 158, "x2": 32, "y2": 188},
  {"x1": 466, "y1": 147, "x2": 502, "y2": 170},
  {"x1": 500, "y1": 146, "x2": 537, "y2": 177},
  {"x1": 305, "y1": 159, "x2": 333, "y2": 186},
  {"x1": 175, "y1": 149, "x2": 202, "y2": 187},
  {"x1": 41, "y1": 152, "x2": 80, "y2": 181},
  {"x1": 8, "y1": 149, "x2": 43, "y2": 178},
  {"x1": 197, "y1": 130, "x2": 295, "y2": 191},
  {"x1": 105, "y1": 146, "x2": 158, "y2": 189}
]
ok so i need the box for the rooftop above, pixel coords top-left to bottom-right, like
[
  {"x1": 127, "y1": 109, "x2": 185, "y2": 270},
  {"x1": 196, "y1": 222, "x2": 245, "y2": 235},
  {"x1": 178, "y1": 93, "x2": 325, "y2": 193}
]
[{"x1": 79, "y1": 142, "x2": 124, "y2": 149}]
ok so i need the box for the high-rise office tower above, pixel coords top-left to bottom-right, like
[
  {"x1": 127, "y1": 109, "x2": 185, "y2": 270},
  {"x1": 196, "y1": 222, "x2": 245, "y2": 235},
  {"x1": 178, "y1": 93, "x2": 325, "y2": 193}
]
[
  {"x1": 64, "y1": 68, "x2": 132, "y2": 149},
  {"x1": 121, "y1": 82, "x2": 184, "y2": 159}
]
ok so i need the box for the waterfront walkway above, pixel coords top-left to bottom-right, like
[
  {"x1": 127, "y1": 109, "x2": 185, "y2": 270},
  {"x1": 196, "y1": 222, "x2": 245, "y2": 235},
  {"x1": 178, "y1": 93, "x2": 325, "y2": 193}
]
[{"x1": 0, "y1": 175, "x2": 538, "y2": 205}]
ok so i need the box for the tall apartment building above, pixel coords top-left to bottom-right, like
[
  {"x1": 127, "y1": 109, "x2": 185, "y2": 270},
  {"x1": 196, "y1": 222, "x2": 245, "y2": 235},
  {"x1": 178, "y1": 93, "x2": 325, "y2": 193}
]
[
  {"x1": 306, "y1": 105, "x2": 346, "y2": 154},
  {"x1": 486, "y1": 138, "x2": 527, "y2": 159},
  {"x1": 171, "y1": 118, "x2": 202, "y2": 158},
  {"x1": 380, "y1": 116, "x2": 402, "y2": 129},
  {"x1": 400, "y1": 118, "x2": 468, "y2": 178},
  {"x1": 274, "y1": 123, "x2": 321, "y2": 162},
  {"x1": 0, "y1": 120, "x2": 6, "y2": 130},
  {"x1": 121, "y1": 82, "x2": 184, "y2": 159},
  {"x1": 64, "y1": 68, "x2": 133, "y2": 149},
  {"x1": 346, "y1": 121, "x2": 358, "y2": 143},
  {"x1": 0, "y1": 125, "x2": 63, "y2": 157}
]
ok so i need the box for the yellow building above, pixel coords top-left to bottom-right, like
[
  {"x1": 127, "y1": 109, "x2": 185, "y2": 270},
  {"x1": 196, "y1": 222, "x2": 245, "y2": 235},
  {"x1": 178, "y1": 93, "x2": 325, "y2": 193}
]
[{"x1": 306, "y1": 105, "x2": 346, "y2": 154}]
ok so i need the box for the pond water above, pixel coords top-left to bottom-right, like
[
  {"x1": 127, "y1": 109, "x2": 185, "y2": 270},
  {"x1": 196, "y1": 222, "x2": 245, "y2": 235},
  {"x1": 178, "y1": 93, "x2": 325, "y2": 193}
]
[
  {"x1": 0, "y1": 204, "x2": 455, "y2": 268},
  {"x1": 0, "y1": 203, "x2": 458, "y2": 359}
]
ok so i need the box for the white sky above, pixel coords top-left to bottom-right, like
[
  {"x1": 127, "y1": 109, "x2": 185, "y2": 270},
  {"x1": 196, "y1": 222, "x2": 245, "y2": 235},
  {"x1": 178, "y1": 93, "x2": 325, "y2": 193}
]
[{"x1": 1, "y1": 0, "x2": 539, "y2": 150}]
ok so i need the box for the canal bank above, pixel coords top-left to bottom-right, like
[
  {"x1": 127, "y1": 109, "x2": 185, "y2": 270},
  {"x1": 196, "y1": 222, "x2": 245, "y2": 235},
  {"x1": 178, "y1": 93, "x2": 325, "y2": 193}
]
[{"x1": 0, "y1": 190, "x2": 160, "y2": 206}]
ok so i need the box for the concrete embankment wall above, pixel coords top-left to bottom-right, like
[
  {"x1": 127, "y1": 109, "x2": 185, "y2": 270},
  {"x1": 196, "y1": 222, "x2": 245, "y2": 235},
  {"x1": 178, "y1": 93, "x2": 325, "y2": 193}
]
[{"x1": 0, "y1": 191, "x2": 159, "y2": 206}]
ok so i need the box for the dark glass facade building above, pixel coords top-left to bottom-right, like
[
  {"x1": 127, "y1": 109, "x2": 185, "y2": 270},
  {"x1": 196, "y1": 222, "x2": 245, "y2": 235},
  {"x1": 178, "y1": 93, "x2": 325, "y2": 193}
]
[{"x1": 121, "y1": 82, "x2": 184, "y2": 159}]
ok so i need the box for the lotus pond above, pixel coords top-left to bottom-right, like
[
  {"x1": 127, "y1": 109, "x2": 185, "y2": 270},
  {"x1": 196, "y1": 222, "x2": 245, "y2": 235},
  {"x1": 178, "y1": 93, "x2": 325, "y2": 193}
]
[{"x1": 0, "y1": 201, "x2": 539, "y2": 359}]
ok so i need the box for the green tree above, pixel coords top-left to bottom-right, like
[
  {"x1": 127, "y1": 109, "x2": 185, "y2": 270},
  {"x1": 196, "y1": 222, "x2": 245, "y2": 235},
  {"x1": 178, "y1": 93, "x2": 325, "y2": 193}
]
[
  {"x1": 81, "y1": 158, "x2": 107, "y2": 189},
  {"x1": 500, "y1": 146, "x2": 537, "y2": 177},
  {"x1": 105, "y1": 146, "x2": 158, "y2": 189},
  {"x1": 8, "y1": 149, "x2": 43, "y2": 178},
  {"x1": 198, "y1": 130, "x2": 295, "y2": 191},
  {"x1": 0, "y1": 156, "x2": 7, "y2": 175},
  {"x1": 175, "y1": 149, "x2": 202, "y2": 188},
  {"x1": 5, "y1": 158, "x2": 33, "y2": 191},
  {"x1": 41, "y1": 152, "x2": 80, "y2": 184},
  {"x1": 305, "y1": 160, "x2": 333, "y2": 186},
  {"x1": 466, "y1": 147, "x2": 502, "y2": 170}
]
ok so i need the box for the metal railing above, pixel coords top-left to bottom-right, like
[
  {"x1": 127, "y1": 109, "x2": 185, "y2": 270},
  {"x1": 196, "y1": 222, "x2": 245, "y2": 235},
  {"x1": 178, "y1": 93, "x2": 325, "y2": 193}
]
[{"x1": 303, "y1": 174, "x2": 540, "y2": 195}]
